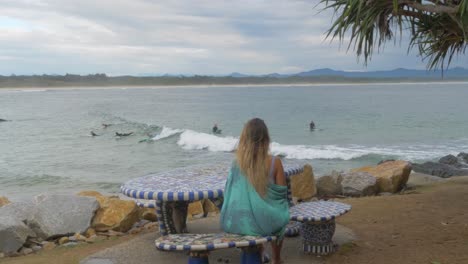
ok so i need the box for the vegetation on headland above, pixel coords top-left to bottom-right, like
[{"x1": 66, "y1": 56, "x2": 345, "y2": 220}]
[{"x1": 1, "y1": 73, "x2": 468, "y2": 88}]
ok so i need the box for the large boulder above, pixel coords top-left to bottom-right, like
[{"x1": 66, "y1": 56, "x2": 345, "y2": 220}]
[
  {"x1": 0, "y1": 202, "x2": 35, "y2": 224},
  {"x1": 29, "y1": 194, "x2": 99, "y2": 239},
  {"x1": 341, "y1": 172, "x2": 378, "y2": 197},
  {"x1": 290, "y1": 164, "x2": 317, "y2": 200},
  {"x1": 78, "y1": 191, "x2": 139, "y2": 233},
  {"x1": 0, "y1": 215, "x2": 35, "y2": 254},
  {"x1": 353, "y1": 160, "x2": 412, "y2": 193},
  {"x1": 188, "y1": 201, "x2": 204, "y2": 216},
  {"x1": 138, "y1": 207, "x2": 157, "y2": 222},
  {"x1": 439, "y1": 154, "x2": 460, "y2": 166},
  {"x1": 457, "y1": 152, "x2": 468, "y2": 164},
  {"x1": 316, "y1": 171, "x2": 343, "y2": 196},
  {"x1": 439, "y1": 154, "x2": 467, "y2": 168},
  {"x1": 202, "y1": 199, "x2": 219, "y2": 214},
  {"x1": 0, "y1": 196, "x2": 10, "y2": 207},
  {"x1": 412, "y1": 161, "x2": 468, "y2": 178}
]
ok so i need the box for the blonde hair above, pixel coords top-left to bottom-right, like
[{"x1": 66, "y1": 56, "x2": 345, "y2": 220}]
[{"x1": 236, "y1": 118, "x2": 270, "y2": 197}]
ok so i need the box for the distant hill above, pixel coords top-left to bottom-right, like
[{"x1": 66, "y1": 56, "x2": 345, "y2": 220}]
[{"x1": 229, "y1": 67, "x2": 468, "y2": 79}]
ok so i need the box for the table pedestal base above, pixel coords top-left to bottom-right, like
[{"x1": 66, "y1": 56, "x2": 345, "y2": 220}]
[
  {"x1": 156, "y1": 201, "x2": 189, "y2": 235},
  {"x1": 241, "y1": 246, "x2": 263, "y2": 264},
  {"x1": 188, "y1": 252, "x2": 209, "y2": 264},
  {"x1": 300, "y1": 220, "x2": 336, "y2": 255}
]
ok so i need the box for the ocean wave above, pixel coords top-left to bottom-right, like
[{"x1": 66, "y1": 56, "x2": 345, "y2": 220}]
[
  {"x1": 20, "y1": 89, "x2": 47, "y2": 92},
  {"x1": 177, "y1": 129, "x2": 238, "y2": 152},
  {"x1": 172, "y1": 128, "x2": 468, "y2": 161},
  {"x1": 152, "y1": 127, "x2": 184, "y2": 141}
]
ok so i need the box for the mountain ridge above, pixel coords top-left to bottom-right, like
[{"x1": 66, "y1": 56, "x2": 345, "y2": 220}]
[{"x1": 227, "y1": 67, "x2": 468, "y2": 78}]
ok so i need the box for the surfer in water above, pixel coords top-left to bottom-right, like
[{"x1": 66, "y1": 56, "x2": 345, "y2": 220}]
[
  {"x1": 309, "y1": 121, "x2": 315, "y2": 131},
  {"x1": 212, "y1": 123, "x2": 222, "y2": 134},
  {"x1": 90, "y1": 131, "x2": 99, "y2": 137},
  {"x1": 102, "y1": 123, "x2": 112, "y2": 128},
  {"x1": 115, "y1": 132, "x2": 133, "y2": 137},
  {"x1": 0, "y1": 118, "x2": 8, "y2": 122}
]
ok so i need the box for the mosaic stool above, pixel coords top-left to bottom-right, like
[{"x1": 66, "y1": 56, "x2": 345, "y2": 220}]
[
  {"x1": 284, "y1": 221, "x2": 301, "y2": 237},
  {"x1": 290, "y1": 201, "x2": 351, "y2": 255},
  {"x1": 155, "y1": 233, "x2": 275, "y2": 264}
]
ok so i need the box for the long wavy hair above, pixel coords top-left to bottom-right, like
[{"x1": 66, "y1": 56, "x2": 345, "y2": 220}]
[{"x1": 236, "y1": 118, "x2": 270, "y2": 197}]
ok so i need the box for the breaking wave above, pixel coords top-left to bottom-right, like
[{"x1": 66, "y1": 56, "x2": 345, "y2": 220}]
[
  {"x1": 147, "y1": 126, "x2": 468, "y2": 161},
  {"x1": 177, "y1": 130, "x2": 238, "y2": 152},
  {"x1": 152, "y1": 127, "x2": 184, "y2": 141}
]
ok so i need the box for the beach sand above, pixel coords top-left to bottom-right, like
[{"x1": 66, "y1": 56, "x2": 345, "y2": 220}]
[{"x1": 1, "y1": 174, "x2": 467, "y2": 264}]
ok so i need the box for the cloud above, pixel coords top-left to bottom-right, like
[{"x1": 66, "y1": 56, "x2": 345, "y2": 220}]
[{"x1": 0, "y1": 0, "x2": 466, "y2": 75}]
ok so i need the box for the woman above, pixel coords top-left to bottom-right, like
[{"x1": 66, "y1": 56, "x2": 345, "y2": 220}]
[{"x1": 220, "y1": 118, "x2": 289, "y2": 264}]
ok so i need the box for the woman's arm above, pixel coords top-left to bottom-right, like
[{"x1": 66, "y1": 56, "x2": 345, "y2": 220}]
[{"x1": 274, "y1": 158, "x2": 286, "y2": 186}]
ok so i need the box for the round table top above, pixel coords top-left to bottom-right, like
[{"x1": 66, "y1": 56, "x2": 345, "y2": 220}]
[
  {"x1": 155, "y1": 233, "x2": 275, "y2": 251},
  {"x1": 121, "y1": 163, "x2": 304, "y2": 201},
  {"x1": 290, "y1": 201, "x2": 351, "y2": 222}
]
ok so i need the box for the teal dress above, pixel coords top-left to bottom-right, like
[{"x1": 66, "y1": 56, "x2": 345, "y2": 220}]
[{"x1": 220, "y1": 157, "x2": 290, "y2": 239}]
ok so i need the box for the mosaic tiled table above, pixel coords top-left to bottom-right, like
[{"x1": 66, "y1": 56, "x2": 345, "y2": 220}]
[
  {"x1": 289, "y1": 201, "x2": 351, "y2": 255},
  {"x1": 121, "y1": 163, "x2": 304, "y2": 236}
]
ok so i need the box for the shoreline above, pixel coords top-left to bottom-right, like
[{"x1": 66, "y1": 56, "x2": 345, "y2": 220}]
[{"x1": 1, "y1": 80, "x2": 468, "y2": 92}]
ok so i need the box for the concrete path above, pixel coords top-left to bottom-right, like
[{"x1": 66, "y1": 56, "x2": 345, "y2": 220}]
[{"x1": 81, "y1": 217, "x2": 355, "y2": 264}]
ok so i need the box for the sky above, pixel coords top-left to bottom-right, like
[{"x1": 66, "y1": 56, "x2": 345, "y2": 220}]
[{"x1": 1, "y1": 0, "x2": 467, "y2": 76}]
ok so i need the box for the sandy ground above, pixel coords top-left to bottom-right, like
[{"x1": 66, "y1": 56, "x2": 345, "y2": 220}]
[{"x1": 1, "y1": 174, "x2": 467, "y2": 264}]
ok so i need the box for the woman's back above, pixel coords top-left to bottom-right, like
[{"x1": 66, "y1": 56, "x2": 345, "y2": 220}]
[{"x1": 220, "y1": 156, "x2": 290, "y2": 237}]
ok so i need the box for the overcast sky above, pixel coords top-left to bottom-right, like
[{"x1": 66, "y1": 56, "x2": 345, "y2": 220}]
[{"x1": 1, "y1": 0, "x2": 467, "y2": 76}]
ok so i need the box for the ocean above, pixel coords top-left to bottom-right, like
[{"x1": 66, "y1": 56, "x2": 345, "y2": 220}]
[{"x1": 1, "y1": 83, "x2": 468, "y2": 200}]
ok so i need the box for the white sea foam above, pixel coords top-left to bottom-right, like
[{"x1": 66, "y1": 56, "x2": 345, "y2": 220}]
[
  {"x1": 173, "y1": 128, "x2": 468, "y2": 161},
  {"x1": 20, "y1": 89, "x2": 47, "y2": 92},
  {"x1": 177, "y1": 130, "x2": 238, "y2": 152},
  {"x1": 152, "y1": 127, "x2": 184, "y2": 141}
]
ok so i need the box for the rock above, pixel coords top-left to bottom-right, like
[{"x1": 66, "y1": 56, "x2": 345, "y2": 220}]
[
  {"x1": 128, "y1": 227, "x2": 142, "y2": 235},
  {"x1": 316, "y1": 171, "x2": 343, "y2": 196},
  {"x1": 341, "y1": 172, "x2": 378, "y2": 197},
  {"x1": 438, "y1": 154, "x2": 467, "y2": 168},
  {"x1": 0, "y1": 215, "x2": 36, "y2": 254},
  {"x1": 139, "y1": 208, "x2": 157, "y2": 222},
  {"x1": 41, "y1": 241, "x2": 56, "y2": 250},
  {"x1": 290, "y1": 164, "x2": 317, "y2": 201},
  {"x1": 20, "y1": 247, "x2": 34, "y2": 255},
  {"x1": 132, "y1": 220, "x2": 150, "y2": 228},
  {"x1": 29, "y1": 194, "x2": 99, "y2": 239},
  {"x1": 202, "y1": 199, "x2": 219, "y2": 214},
  {"x1": 0, "y1": 196, "x2": 11, "y2": 207},
  {"x1": 378, "y1": 159, "x2": 396, "y2": 165},
  {"x1": 353, "y1": 160, "x2": 412, "y2": 193},
  {"x1": 412, "y1": 161, "x2": 468, "y2": 178},
  {"x1": 58, "y1": 237, "x2": 70, "y2": 245},
  {"x1": 143, "y1": 222, "x2": 158, "y2": 231},
  {"x1": 457, "y1": 152, "x2": 468, "y2": 163},
  {"x1": 85, "y1": 228, "x2": 96, "y2": 238},
  {"x1": 73, "y1": 233, "x2": 87, "y2": 242},
  {"x1": 439, "y1": 154, "x2": 459, "y2": 165},
  {"x1": 107, "y1": 230, "x2": 124, "y2": 236},
  {"x1": 188, "y1": 201, "x2": 204, "y2": 216},
  {"x1": 79, "y1": 192, "x2": 139, "y2": 233},
  {"x1": 0, "y1": 202, "x2": 35, "y2": 224},
  {"x1": 32, "y1": 245, "x2": 42, "y2": 252},
  {"x1": 77, "y1": 190, "x2": 103, "y2": 198},
  {"x1": 62, "y1": 242, "x2": 78, "y2": 247}
]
